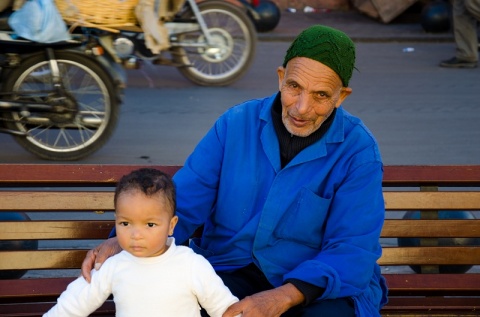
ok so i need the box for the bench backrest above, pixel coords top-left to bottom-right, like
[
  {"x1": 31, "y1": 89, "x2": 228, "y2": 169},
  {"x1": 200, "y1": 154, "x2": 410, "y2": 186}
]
[
  {"x1": 379, "y1": 166, "x2": 480, "y2": 313},
  {"x1": 1, "y1": 165, "x2": 480, "y2": 299}
]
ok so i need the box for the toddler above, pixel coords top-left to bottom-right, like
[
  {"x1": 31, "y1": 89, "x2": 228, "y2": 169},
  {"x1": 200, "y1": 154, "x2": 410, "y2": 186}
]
[{"x1": 44, "y1": 168, "x2": 239, "y2": 317}]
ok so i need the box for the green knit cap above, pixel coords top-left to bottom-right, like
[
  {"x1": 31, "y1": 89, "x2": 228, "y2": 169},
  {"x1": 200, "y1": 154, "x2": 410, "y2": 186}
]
[{"x1": 283, "y1": 25, "x2": 356, "y2": 87}]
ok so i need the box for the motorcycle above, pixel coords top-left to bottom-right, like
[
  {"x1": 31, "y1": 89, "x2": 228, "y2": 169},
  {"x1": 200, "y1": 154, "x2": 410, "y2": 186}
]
[
  {"x1": 59, "y1": 0, "x2": 257, "y2": 86},
  {"x1": 0, "y1": 0, "x2": 257, "y2": 160},
  {"x1": 0, "y1": 31, "x2": 124, "y2": 161}
]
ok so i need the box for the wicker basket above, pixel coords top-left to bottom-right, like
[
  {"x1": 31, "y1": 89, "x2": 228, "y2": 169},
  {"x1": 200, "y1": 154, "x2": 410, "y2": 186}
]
[{"x1": 55, "y1": 0, "x2": 138, "y2": 31}]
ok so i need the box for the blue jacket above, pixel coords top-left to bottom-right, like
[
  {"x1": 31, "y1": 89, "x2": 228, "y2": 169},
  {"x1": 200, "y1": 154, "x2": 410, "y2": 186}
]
[{"x1": 173, "y1": 93, "x2": 388, "y2": 316}]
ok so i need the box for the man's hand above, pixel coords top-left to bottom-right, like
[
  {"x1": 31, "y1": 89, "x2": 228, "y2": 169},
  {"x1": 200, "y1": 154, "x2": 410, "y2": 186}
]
[
  {"x1": 81, "y1": 237, "x2": 121, "y2": 282},
  {"x1": 222, "y1": 283, "x2": 305, "y2": 317}
]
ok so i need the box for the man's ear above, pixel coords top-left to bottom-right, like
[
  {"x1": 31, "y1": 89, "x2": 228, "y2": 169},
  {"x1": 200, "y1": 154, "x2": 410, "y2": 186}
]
[
  {"x1": 277, "y1": 66, "x2": 285, "y2": 91},
  {"x1": 335, "y1": 87, "x2": 352, "y2": 108}
]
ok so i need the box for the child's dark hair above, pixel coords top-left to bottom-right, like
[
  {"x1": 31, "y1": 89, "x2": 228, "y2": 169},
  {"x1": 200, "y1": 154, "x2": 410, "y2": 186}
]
[{"x1": 114, "y1": 168, "x2": 176, "y2": 215}]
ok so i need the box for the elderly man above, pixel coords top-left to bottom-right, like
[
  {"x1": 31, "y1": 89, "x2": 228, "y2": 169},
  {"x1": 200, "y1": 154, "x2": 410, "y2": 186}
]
[{"x1": 82, "y1": 25, "x2": 388, "y2": 317}]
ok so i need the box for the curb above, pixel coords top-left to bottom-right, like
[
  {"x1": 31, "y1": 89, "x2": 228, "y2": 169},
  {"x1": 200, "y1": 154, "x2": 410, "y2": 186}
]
[{"x1": 255, "y1": 11, "x2": 455, "y2": 43}]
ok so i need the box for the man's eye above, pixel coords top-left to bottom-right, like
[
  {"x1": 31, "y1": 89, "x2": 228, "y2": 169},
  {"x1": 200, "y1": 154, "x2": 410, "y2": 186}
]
[
  {"x1": 119, "y1": 222, "x2": 129, "y2": 226},
  {"x1": 284, "y1": 83, "x2": 300, "y2": 95},
  {"x1": 147, "y1": 223, "x2": 157, "y2": 228},
  {"x1": 288, "y1": 83, "x2": 299, "y2": 90},
  {"x1": 314, "y1": 92, "x2": 328, "y2": 100}
]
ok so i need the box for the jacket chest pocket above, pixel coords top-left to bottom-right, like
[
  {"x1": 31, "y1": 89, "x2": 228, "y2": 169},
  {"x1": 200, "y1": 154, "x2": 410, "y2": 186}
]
[{"x1": 276, "y1": 187, "x2": 331, "y2": 248}]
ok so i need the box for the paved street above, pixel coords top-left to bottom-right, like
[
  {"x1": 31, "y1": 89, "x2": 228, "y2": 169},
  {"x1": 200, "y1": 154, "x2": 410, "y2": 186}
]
[{"x1": 1, "y1": 40, "x2": 479, "y2": 165}]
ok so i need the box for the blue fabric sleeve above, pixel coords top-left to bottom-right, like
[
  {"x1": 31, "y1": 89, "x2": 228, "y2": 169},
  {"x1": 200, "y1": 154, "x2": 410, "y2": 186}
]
[{"x1": 108, "y1": 227, "x2": 116, "y2": 239}]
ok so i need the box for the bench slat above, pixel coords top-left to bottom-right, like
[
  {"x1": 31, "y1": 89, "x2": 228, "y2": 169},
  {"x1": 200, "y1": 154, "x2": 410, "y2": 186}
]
[
  {"x1": 382, "y1": 297, "x2": 480, "y2": 316},
  {"x1": 379, "y1": 247, "x2": 480, "y2": 265},
  {"x1": 0, "y1": 221, "x2": 114, "y2": 240},
  {"x1": 4, "y1": 220, "x2": 478, "y2": 240},
  {"x1": 2, "y1": 191, "x2": 479, "y2": 211},
  {"x1": 385, "y1": 274, "x2": 480, "y2": 295},
  {"x1": 0, "y1": 301, "x2": 115, "y2": 317},
  {"x1": 0, "y1": 278, "x2": 115, "y2": 317},
  {"x1": 1, "y1": 165, "x2": 479, "y2": 186},
  {"x1": 0, "y1": 277, "x2": 76, "y2": 298},
  {"x1": 3, "y1": 275, "x2": 479, "y2": 298},
  {"x1": 0, "y1": 250, "x2": 87, "y2": 270},
  {"x1": 383, "y1": 192, "x2": 480, "y2": 210},
  {"x1": 382, "y1": 165, "x2": 480, "y2": 186},
  {"x1": 381, "y1": 219, "x2": 480, "y2": 238},
  {"x1": 0, "y1": 164, "x2": 181, "y2": 186},
  {"x1": 3, "y1": 247, "x2": 479, "y2": 270},
  {"x1": 0, "y1": 192, "x2": 114, "y2": 211}
]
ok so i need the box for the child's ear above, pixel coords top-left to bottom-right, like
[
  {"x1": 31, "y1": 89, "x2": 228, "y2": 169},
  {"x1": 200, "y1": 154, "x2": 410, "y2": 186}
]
[{"x1": 169, "y1": 216, "x2": 179, "y2": 236}]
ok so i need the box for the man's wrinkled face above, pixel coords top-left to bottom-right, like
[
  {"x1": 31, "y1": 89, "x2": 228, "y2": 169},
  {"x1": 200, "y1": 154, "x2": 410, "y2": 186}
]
[{"x1": 277, "y1": 57, "x2": 352, "y2": 137}]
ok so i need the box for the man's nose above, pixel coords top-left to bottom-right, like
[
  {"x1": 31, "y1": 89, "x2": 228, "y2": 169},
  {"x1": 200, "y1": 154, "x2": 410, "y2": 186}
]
[{"x1": 295, "y1": 91, "x2": 312, "y2": 114}]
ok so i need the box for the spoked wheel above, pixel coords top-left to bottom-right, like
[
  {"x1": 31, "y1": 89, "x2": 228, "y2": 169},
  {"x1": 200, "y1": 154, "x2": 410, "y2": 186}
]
[
  {"x1": 173, "y1": 0, "x2": 257, "y2": 86},
  {"x1": 1, "y1": 51, "x2": 120, "y2": 161}
]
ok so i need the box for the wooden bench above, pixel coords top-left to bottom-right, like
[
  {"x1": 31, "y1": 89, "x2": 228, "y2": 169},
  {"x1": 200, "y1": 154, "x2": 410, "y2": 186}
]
[{"x1": 0, "y1": 164, "x2": 479, "y2": 317}]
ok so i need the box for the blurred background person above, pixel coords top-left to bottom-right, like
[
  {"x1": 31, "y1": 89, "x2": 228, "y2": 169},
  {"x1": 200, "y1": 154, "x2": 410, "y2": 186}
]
[{"x1": 440, "y1": 0, "x2": 480, "y2": 68}]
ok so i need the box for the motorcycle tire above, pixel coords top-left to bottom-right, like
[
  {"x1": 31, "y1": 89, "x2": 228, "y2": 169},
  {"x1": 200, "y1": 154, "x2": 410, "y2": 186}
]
[
  {"x1": 173, "y1": 0, "x2": 257, "y2": 86},
  {"x1": 1, "y1": 50, "x2": 120, "y2": 161}
]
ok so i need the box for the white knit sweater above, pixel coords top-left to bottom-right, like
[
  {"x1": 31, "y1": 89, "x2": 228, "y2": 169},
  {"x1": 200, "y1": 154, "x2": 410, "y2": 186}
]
[{"x1": 44, "y1": 238, "x2": 239, "y2": 317}]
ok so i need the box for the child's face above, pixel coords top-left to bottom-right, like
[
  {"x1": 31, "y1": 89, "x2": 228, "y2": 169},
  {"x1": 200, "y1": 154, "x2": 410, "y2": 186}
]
[{"x1": 115, "y1": 190, "x2": 178, "y2": 258}]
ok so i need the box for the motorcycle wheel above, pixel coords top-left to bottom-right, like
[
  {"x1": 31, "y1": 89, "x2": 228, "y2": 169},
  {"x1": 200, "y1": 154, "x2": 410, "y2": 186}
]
[
  {"x1": 173, "y1": 0, "x2": 257, "y2": 86},
  {"x1": 1, "y1": 51, "x2": 120, "y2": 161}
]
